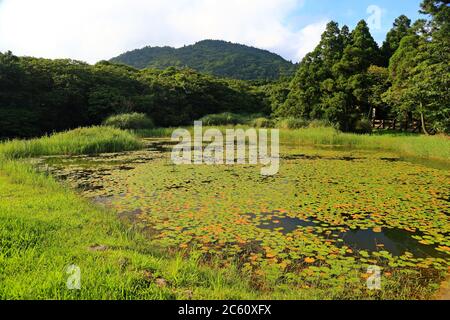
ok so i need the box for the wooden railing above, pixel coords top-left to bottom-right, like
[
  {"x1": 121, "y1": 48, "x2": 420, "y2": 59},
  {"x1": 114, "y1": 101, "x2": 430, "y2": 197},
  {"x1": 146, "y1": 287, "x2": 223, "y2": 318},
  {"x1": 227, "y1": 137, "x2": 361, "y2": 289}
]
[{"x1": 371, "y1": 119, "x2": 422, "y2": 133}]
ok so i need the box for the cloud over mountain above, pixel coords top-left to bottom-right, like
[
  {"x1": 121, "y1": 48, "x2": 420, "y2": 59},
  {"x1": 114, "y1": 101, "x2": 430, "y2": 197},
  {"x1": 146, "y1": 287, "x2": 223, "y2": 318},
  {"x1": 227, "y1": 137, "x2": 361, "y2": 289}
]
[{"x1": 0, "y1": 0, "x2": 326, "y2": 63}]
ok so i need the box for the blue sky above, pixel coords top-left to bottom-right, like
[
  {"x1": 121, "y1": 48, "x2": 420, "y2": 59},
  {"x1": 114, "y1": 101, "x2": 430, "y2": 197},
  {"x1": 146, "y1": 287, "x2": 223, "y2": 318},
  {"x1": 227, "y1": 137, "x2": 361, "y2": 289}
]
[
  {"x1": 288, "y1": 0, "x2": 424, "y2": 43},
  {"x1": 0, "y1": 0, "x2": 426, "y2": 63}
]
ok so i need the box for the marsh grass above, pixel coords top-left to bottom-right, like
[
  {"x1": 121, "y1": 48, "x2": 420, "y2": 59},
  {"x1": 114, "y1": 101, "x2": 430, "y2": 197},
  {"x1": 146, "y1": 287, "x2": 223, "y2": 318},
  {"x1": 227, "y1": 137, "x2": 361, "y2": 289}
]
[
  {"x1": 279, "y1": 127, "x2": 450, "y2": 160},
  {"x1": 137, "y1": 126, "x2": 450, "y2": 161},
  {"x1": 0, "y1": 126, "x2": 143, "y2": 159},
  {"x1": 276, "y1": 117, "x2": 310, "y2": 129},
  {"x1": 199, "y1": 112, "x2": 245, "y2": 126},
  {"x1": 103, "y1": 113, "x2": 154, "y2": 130},
  {"x1": 251, "y1": 117, "x2": 275, "y2": 128},
  {"x1": 198, "y1": 113, "x2": 264, "y2": 126},
  {"x1": 134, "y1": 127, "x2": 178, "y2": 138}
]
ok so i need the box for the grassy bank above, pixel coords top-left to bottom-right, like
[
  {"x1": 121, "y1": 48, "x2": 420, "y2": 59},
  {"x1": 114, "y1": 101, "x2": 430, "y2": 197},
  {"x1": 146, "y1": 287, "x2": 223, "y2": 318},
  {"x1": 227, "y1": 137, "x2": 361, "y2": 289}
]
[
  {"x1": 0, "y1": 160, "x2": 259, "y2": 299},
  {"x1": 280, "y1": 127, "x2": 450, "y2": 160},
  {"x1": 137, "y1": 126, "x2": 450, "y2": 161},
  {"x1": 0, "y1": 126, "x2": 252, "y2": 299},
  {"x1": 0, "y1": 126, "x2": 143, "y2": 159}
]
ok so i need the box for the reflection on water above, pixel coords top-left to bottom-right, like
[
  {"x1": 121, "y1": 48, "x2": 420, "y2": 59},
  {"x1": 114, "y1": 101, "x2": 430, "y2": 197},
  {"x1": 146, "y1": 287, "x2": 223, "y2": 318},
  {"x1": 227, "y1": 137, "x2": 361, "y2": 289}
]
[
  {"x1": 341, "y1": 228, "x2": 444, "y2": 258},
  {"x1": 258, "y1": 216, "x2": 316, "y2": 233},
  {"x1": 256, "y1": 214, "x2": 445, "y2": 258}
]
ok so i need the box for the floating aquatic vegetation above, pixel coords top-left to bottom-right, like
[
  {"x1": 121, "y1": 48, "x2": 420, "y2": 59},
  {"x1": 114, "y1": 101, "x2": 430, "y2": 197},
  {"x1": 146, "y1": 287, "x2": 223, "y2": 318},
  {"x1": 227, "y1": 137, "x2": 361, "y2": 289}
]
[{"x1": 36, "y1": 141, "x2": 450, "y2": 292}]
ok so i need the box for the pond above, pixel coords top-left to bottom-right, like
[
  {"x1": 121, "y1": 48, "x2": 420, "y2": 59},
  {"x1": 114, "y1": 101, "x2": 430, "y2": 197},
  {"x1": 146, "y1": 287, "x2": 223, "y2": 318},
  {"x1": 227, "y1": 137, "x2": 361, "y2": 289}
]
[
  {"x1": 252, "y1": 213, "x2": 447, "y2": 258},
  {"x1": 34, "y1": 138, "x2": 450, "y2": 290}
]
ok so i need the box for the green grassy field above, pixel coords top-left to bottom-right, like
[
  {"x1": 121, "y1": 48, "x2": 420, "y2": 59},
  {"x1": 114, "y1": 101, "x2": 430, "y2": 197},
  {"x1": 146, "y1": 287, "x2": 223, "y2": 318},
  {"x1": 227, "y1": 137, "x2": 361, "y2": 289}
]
[
  {"x1": 0, "y1": 161, "x2": 258, "y2": 299},
  {"x1": 279, "y1": 127, "x2": 450, "y2": 161},
  {"x1": 136, "y1": 126, "x2": 450, "y2": 161},
  {"x1": 0, "y1": 126, "x2": 143, "y2": 159}
]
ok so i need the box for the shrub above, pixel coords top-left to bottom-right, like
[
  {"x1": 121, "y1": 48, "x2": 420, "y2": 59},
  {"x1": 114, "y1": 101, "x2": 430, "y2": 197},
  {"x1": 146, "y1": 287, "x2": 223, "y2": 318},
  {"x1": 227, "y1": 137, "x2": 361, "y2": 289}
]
[
  {"x1": 354, "y1": 119, "x2": 373, "y2": 134},
  {"x1": 276, "y1": 117, "x2": 309, "y2": 129},
  {"x1": 103, "y1": 113, "x2": 154, "y2": 130},
  {"x1": 308, "y1": 119, "x2": 337, "y2": 129},
  {"x1": 0, "y1": 126, "x2": 143, "y2": 159},
  {"x1": 251, "y1": 117, "x2": 275, "y2": 128},
  {"x1": 199, "y1": 113, "x2": 246, "y2": 126}
]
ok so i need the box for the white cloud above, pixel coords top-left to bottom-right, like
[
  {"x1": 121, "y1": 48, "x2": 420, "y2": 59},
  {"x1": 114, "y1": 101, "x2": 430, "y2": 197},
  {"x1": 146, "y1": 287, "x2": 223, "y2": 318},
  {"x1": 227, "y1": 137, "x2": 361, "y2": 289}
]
[{"x1": 0, "y1": 0, "x2": 327, "y2": 63}]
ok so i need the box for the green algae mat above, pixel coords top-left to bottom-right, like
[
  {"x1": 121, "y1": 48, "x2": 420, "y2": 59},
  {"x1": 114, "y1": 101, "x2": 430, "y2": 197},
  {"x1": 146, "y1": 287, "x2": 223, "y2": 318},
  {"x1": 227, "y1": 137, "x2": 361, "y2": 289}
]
[{"x1": 36, "y1": 140, "x2": 450, "y2": 297}]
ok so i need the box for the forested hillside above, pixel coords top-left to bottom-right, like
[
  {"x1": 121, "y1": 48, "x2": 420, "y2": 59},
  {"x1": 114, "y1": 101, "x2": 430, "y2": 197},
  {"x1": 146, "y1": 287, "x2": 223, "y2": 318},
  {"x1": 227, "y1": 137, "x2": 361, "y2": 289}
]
[
  {"x1": 110, "y1": 40, "x2": 296, "y2": 80},
  {"x1": 1, "y1": 0, "x2": 448, "y2": 139}
]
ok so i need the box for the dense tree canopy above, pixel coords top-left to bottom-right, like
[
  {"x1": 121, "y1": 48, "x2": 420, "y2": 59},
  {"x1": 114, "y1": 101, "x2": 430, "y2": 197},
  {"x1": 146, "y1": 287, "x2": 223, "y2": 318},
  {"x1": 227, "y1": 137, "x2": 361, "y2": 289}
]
[
  {"x1": 278, "y1": 22, "x2": 345, "y2": 120},
  {"x1": 271, "y1": 1, "x2": 449, "y2": 133},
  {"x1": 0, "y1": 54, "x2": 266, "y2": 138},
  {"x1": 380, "y1": 15, "x2": 412, "y2": 66},
  {"x1": 383, "y1": 0, "x2": 450, "y2": 133},
  {"x1": 277, "y1": 20, "x2": 384, "y2": 131},
  {"x1": 1, "y1": 1, "x2": 448, "y2": 138}
]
